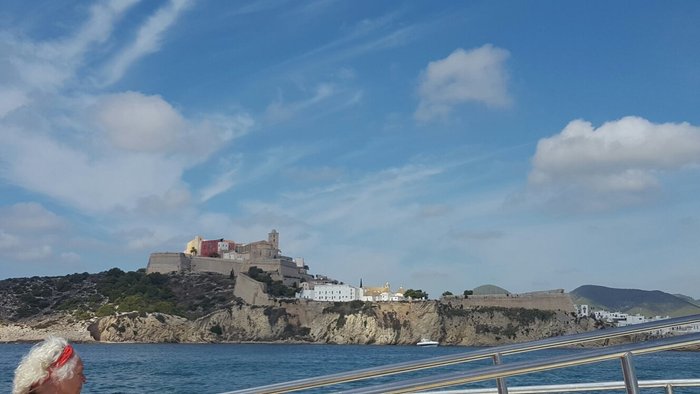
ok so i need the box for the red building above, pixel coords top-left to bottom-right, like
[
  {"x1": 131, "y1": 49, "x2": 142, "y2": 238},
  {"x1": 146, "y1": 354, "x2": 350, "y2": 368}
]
[{"x1": 200, "y1": 239, "x2": 235, "y2": 257}]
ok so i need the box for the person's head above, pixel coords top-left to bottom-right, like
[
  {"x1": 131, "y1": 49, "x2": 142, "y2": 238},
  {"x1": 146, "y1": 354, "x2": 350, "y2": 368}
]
[{"x1": 13, "y1": 336, "x2": 86, "y2": 394}]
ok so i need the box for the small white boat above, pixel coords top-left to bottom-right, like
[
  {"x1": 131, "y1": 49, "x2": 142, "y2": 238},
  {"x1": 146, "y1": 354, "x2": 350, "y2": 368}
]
[{"x1": 416, "y1": 338, "x2": 439, "y2": 347}]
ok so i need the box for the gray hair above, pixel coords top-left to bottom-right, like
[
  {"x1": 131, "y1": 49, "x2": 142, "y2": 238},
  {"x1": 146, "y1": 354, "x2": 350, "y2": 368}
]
[{"x1": 13, "y1": 336, "x2": 80, "y2": 394}]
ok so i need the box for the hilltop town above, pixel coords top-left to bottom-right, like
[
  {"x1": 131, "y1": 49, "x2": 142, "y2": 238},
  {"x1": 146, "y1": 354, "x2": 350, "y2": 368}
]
[
  {"x1": 145, "y1": 230, "x2": 700, "y2": 334},
  {"x1": 149, "y1": 230, "x2": 420, "y2": 303},
  {"x1": 1, "y1": 230, "x2": 697, "y2": 344},
  {"x1": 147, "y1": 230, "x2": 565, "y2": 305}
]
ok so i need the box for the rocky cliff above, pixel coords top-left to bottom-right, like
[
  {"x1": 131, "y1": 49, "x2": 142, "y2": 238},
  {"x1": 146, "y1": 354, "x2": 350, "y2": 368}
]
[
  {"x1": 1, "y1": 270, "x2": 594, "y2": 345},
  {"x1": 86, "y1": 300, "x2": 592, "y2": 345}
]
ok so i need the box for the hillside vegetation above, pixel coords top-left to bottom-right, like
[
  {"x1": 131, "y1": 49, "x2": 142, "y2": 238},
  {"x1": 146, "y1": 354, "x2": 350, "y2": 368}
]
[
  {"x1": 571, "y1": 285, "x2": 700, "y2": 317},
  {"x1": 0, "y1": 269, "x2": 238, "y2": 322},
  {"x1": 674, "y1": 294, "x2": 700, "y2": 307}
]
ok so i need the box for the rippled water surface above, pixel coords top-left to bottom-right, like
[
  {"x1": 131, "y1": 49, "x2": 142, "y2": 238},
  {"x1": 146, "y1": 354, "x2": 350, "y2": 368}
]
[{"x1": 1, "y1": 343, "x2": 699, "y2": 393}]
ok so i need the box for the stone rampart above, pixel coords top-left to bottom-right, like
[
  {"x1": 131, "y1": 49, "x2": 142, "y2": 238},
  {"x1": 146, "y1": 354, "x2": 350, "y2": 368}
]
[
  {"x1": 234, "y1": 273, "x2": 273, "y2": 306},
  {"x1": 443, "y1": 292, "x2": 576, "y2": 312},
  {"x1": 146, "y1": 253, "x2": 304, "y2": 283},
  {"x1": 147, "y1": 253, "x2": 191, "y2": 274},
  {"x1": 191, "y1": 257, "x2": 237, "y2": 275}
]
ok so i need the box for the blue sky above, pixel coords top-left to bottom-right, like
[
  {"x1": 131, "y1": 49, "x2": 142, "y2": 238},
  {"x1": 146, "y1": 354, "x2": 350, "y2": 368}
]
[{"x1": 1, "y1": 0, "x2": 699, "y2": 299}]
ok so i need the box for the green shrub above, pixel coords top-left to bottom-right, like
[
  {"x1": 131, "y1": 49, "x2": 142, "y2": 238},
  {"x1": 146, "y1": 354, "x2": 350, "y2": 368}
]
[
  {"x1": 74, "y1": 309, "x2": 93, "y2": 320},
  {"x1": 404, "y1": 289, "x2": 429, "y2": 299},
  {"x1": 210, "y1": 324, "x2": 223, "y2": 335},
  {"x1": 336, "y1": 314, "x2": 346, "y2": 328},
  {"x1": 95, "y1": 304, "x2": 116, "y2": 317}
]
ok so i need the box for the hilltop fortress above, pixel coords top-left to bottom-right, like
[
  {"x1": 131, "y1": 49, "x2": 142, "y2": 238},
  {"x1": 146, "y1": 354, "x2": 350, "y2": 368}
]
[
  {"x1": 147, "y1": 230, "x2": 576, "y2": 313},
  {"x1": 147, "y1": 230, "x2": 312, "y2": 287}
]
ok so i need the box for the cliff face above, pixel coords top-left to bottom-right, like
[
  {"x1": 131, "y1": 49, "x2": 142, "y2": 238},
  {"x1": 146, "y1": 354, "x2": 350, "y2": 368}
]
[
  {"x1": 0, "y1": 314, "x2": 95, "y2": 343},
  {"x1": 87, "y1": 300, "x2": 594, "y2": 345},
  {"x1": 0, "y1": 271, "x2": 593, "y2": 345}
]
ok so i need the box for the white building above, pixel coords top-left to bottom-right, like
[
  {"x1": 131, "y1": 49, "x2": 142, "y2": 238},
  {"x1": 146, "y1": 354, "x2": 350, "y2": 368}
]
[
  {"x1": 296, "y1": 282, "x2": 315, "y2": 300},
  {"x1": 593, "y1": 310, "x2": 629, "y2": 323},
  {"x1": 575, "y1": 304, "x2": 590, "y2": 317},
  {"x1": 593, "y1": 310, "x2": 675, "y2": 329},
  {"x1": 297, "y1": 283, "x2": 364, "y2": 302},
  {"x1": 361, "y1": 291, "x2": 406, "y2": 302},
  {"x1": 616, "y1": 314, "x2": 646, "y2": 327}
]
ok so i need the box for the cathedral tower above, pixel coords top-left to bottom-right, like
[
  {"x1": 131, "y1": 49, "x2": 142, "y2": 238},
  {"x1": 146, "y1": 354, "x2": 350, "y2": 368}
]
[{"x1": 268, "y1": 229, "x2": 279, "y2": 250}]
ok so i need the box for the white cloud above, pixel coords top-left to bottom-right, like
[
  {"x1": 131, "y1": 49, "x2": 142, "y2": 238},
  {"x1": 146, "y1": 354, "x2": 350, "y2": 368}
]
[
  {"x1": 0, "y1": 87, "x2": 28, "y2": 118},
  {"x1": 528, "y1": 116, "x2": 700, "y2": 210},
  {"x1": 133, "y1": 187, "x2": 192, "y2": 216},
  {"x1": 95, "y1": 91, "x2": 187, "y2": 153},
  {"x1": 0, "y1": 202, "x2": 66, "y2": 233},
  {"x1": 0, "y1": 203, "x2": 70, "y2": 264},
  {"x1": 0, "y1": 125, "x2": 184, "y2": 212},
  {"x1": 60, "y1": 252, "x2": 81, "y2": 263},
  {"x1": 0, "y1": 231, "x2": 20, "y2": 250},
  {"x1": 101, "y1": 0, "x2": 193, "y2": 86},
  {"x1": 16, "y1": 245, "x2": 52, "y2": 261},
  {"x1": 415, "y1": 44, "x2": 511, "y2": 121}
]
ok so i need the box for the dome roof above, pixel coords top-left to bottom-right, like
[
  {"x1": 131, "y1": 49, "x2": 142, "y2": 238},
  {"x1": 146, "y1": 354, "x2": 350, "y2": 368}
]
[{"x1": 472, "y1": 284, "x2": 511, "y2": 295}]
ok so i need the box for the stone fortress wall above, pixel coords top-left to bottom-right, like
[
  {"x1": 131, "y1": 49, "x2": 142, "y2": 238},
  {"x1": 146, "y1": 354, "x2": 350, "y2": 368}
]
[
  {"x1": 443, "y1": 291, "x2": 576, "y2": 312},
  {"x1": 233, "y1": 273, "x2": 273, "y2": 306},
  {"x1": 146, "y1": 253, "x2": 191, "y2": 274},
  {"x1": 146, "y1": 230, "x2": 312, "y2": 288},
  {"x1": 147, "y1": 253, "x2": 308, "y2": 286}
]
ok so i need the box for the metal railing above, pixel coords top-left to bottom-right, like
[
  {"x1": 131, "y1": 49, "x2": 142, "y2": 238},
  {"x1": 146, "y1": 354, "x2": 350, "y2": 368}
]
[
  {"x1": 222, "y1": 314, "x2": 700, "y2": 394},
  {"x1": 422, "y1": 379, "x2": 700, "y2": 393},
  {"x1": 341, "y1": 333, "x2": 700, "y2": 394}
]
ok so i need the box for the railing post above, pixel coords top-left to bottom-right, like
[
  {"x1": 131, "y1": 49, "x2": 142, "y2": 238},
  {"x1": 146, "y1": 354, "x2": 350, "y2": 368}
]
[
  {"x1": 620, "y1": 352, "x2": 640, "y2": 394},
  {"x1": 665, "y1": 383, "x2": 673, "y2": 394},
  {"x1": 492, "y1": 353, "x2": 509, "y2": 394}
]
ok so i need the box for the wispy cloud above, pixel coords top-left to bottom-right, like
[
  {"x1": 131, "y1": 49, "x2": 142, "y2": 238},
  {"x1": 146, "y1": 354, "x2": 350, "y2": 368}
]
[
  {"x1": 100, "y1": 0, "x2": 194, "y2": 86},
  {"x1": 265, "y1": 83, "x2": 336, "y2": 123},
  {"x1": 4, "y1": 0, "x2": 139, "y2": 92},
  {"x1": 0, "y1": 88, "x2": 28, "y2": 118},
  {"x1": 251, "y1": 10, "x2": 419, "y2": 81},
  {"x1": 199, "y1": 169, "x2": 238, "y2": 203}
]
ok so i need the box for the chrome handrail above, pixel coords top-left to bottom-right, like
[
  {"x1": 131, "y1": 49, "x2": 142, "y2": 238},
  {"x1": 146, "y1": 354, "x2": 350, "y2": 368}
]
[
  {"x1": 341, "y1": 332, "x2": 700, "y2": 393},
  {"x1": 423, "y1": 379, "x2": 700, "y2": 393},
  {"x1": 222, "y1": 313, "x2": 700, "y2": 394}
]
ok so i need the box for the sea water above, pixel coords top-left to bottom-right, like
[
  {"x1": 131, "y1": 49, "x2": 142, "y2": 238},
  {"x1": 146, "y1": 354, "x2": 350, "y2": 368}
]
[{"x1": 1, "y1": 343, "x2": 699, "y2": 393}]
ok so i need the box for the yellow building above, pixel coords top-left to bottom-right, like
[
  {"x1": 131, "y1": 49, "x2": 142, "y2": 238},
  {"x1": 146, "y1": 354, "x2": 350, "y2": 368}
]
[
  {"x1": 184, "y1": 235, "x2": 203, "y2": 256},
  {"x1": 361, "y1": 282, "x2": 406, "y2": 301}
]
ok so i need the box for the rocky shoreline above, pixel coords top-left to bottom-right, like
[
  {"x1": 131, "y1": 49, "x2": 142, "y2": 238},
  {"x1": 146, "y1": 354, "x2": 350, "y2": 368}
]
[
  {"x1": 3, "y1": 301, "x2": 593, "y2": 345},
  {"x1": 3, "y1": 308, "x2": 697, "y2": 352}
]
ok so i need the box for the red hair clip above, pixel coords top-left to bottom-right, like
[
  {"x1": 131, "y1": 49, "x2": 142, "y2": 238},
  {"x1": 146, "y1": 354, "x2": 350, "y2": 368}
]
[{"x1": 52, "y1": 344, "x2": 74, "y2": 369}]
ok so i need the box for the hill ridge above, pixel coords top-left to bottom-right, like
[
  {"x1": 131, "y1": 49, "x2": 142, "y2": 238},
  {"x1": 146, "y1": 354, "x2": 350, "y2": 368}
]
[{"x1": 570, "y1": 284, "x2": 700, "y2": 317}]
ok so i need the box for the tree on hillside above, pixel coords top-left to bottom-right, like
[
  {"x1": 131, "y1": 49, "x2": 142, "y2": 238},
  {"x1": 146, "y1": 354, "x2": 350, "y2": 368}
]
[
  {"x1": 442, "y1": 291, "x2": 453, "y2": 297},
  {"x1": 404, "y1": 289, "x2": 428, "y2": 300},
  {"x1": 463, "y1": 289, "x2": 474, "y2": 297},
  {"x1": 247, "y1": 267, "x2": 295, "y2": 298}
]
